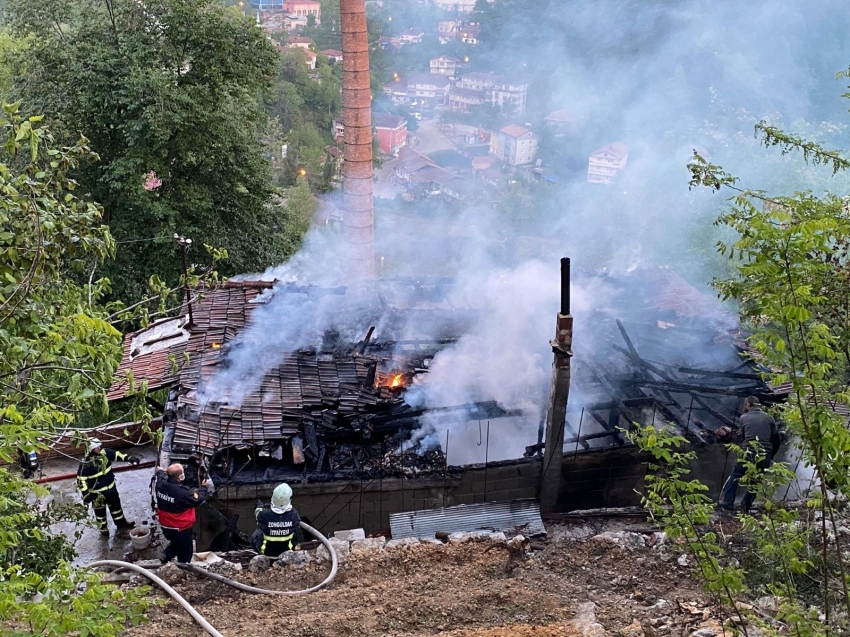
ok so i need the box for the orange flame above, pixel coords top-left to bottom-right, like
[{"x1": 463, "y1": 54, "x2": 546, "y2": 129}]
[{"x1": 390, "y1": 374, "x2": 403, "y2": 388}]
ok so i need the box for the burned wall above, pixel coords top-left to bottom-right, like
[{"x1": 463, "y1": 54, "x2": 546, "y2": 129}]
[{"x1": 194, "y1": 443, "x2": 735, "y2": 545}]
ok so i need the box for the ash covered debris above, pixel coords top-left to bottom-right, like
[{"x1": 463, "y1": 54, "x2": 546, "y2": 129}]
[{"x1": 564, "y1": 266, "x2": 790, "y2": 451}]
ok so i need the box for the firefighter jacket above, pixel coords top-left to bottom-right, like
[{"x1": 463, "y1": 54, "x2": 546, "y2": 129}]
[
  {"x1": 77, "y1": 448, "x2": 129, "y2": 496},
  {"x1": 254, "y1": 505, "x2": 301, "y2": 555},
  {"x1": 154, "y1": 470, "x2": 209, "y2": 531}
]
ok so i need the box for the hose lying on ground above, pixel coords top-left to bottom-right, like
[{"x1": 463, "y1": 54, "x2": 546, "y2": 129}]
[
  {"x1": 86, "y1": 521, "x2": 338, "y2": 637},
  {"x1": 87, "y1": 559, "x2": 225, "y2": 637},
  {"x1": 175, "y1": 521, "x2": 339, "y2": 595}
]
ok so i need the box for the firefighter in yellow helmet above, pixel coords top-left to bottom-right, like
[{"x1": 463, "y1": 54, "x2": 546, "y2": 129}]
[{"x1": 251, "y1": 483, "x2": 301, "y2": 557}]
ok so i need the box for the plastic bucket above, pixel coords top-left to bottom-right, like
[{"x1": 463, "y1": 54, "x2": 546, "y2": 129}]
[{"x1": 129, "y1": 526, "x2": 152, "y2": 550}]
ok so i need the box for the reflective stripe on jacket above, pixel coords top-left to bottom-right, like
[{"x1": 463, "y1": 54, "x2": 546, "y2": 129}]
[
  {"x1": 77, "y1": 448, "x2": 128, "y2": 494},
  {"x1": 255, "y1": 506, "x2": 301, "y2": 555}
]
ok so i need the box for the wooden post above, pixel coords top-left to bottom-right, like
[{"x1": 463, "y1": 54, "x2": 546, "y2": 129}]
[{"x1": 540, "y1": 258, "x2": 573, "y2": 515}]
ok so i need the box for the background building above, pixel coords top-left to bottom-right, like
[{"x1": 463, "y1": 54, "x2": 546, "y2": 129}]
[
  {"x1": 430, "y1": 55, "x2": 460, "y2": 76},
  {"x1": 406, "y1": 74, "x2": 451, "y2": 107},
  {"x1": 489, "y1": 124, "x2": 539, "y2": 166},
  {"x1": 283, "y1": 0, "x2": 321, "y2": 22},
  {"x1": 587, "y1": 142, "x2": 629, "y2": 184},
  {"x1": 252, "y1": 0, "x2": 284, "y2": 10},
  {"x1": 374, "y1": 113, "x2": 408, "y2": 155}
]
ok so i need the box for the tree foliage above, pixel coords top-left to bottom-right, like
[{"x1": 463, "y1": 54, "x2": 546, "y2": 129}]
[
  {"x1": 0, "y1": 104, "x2": 149, "y2": 636},
  {"x1": 674, "y1": 104, "x2": 850, "y2": 633},
  {"x1": 10, "y1": 0, "x2": 300, "y2": 301}
]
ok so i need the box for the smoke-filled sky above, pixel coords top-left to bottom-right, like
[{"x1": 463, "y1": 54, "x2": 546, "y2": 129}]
[{"x1": 208, "y1": 0, "x2": 850, "y2": 465}]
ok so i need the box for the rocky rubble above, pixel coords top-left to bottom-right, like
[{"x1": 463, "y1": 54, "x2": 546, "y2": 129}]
[{"x1": 123, "y1": 517, "x2": 795, "y2": 637}]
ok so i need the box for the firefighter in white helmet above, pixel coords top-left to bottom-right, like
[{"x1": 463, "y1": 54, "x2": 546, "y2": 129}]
[
  {"x1": 252, "y1": 483, "x2": 301, "y2": 557},
  {"x1": 77, "y1": 437, "x2": 140, "y2": 535}
]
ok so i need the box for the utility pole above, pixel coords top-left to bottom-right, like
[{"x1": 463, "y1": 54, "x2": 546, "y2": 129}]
[
  {"x1": 174, "y1": 234, "x2": 195, "y2": 328},
  {"x1": 540, "y1": 257, "x2": 573, "y2": 515}
]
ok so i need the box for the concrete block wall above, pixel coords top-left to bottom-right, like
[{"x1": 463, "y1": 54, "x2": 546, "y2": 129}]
[{"x1": 194, "y1": 443, "x2": 734, "y2": 548}]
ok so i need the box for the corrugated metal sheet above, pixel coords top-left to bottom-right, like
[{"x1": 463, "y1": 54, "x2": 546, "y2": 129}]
[{"x1": 390, "y1": 499, "x2": 545, "y2": 539}]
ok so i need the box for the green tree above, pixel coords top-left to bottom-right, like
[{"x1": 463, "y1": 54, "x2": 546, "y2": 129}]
[
  {"x1": 0, "y1": 104, "x2": 148, "y2": 636},
  {"x1": 10, "y1": 0, "x2": 298, "y2": 302},
  {"x1": 682, "y1": 116, "x2": 850, "y2": 631}
]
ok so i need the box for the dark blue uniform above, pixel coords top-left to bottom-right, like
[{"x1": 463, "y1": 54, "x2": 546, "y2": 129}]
[
  {"x1": 251, "y1": 506, "x2": 301, "y2": 557},
  {"x1": 77, "y1": 448, "x2": 136, "y2": 531}
]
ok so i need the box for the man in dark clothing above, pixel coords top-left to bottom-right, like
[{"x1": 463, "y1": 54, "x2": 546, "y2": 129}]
[
  {"x1": 77, "y1": 438, "x2": 140, "y2": 535},
  {"x1": 154, "y1": 463, "x2": 211, "y2": 563},
  {"x1": 252, "y1": 483, "x2": 301, "y2": 557},
  {"x1": 720, "y1": 397, "x2": 781, "y2": 512}
]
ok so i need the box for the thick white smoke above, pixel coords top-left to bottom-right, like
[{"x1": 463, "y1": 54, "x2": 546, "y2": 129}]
[{"x1": 199, "y1": 0, "x2": 850, "y2": 463}]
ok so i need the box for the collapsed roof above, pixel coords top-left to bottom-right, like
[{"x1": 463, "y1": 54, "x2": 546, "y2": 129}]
[
  {"x1": 564, "y1": 266, "x2": 790, "y2": 451},
  {"x1": 107, "y1": 279, "x2": 512, "y2": 479}
]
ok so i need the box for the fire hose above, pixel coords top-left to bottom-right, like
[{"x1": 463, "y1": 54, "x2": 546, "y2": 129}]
[{"x1": 86, "y1": 521, "x2": 338, "y2": 637}]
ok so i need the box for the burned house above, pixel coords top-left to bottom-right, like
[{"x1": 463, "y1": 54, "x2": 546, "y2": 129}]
[
  {"x1": 107, "y1": 266, "x2": 790, "y2": 542},
  {"x1": 563, "y1": 266, "x2": 789, "y2": 452}
]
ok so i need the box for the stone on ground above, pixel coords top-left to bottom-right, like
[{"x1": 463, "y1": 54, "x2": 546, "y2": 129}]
[{"x1": 334, "y1": 528, "x2": 366, "y2": 541}]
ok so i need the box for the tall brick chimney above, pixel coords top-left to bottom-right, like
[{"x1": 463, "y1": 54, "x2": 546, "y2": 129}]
[{"x1": 340, "y1": 0, "x2": 374, "y2": 279}]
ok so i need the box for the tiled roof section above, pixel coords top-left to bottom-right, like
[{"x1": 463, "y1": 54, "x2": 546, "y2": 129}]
[
  {"x1": 171, "y1": 351, "x2": 399, "y2": 458},
  {"x1": 500, "y1": 124, "x2": 531, "y2": 138},
  {"x1": 644, "y1": 266, "x2": 737, "y2": 330},
  {"x1": 373, "y1": 112, "x2": 407, "y2": 129},
  {"x1": 591, "y1": 142, "x2": 628, "y2": 160},
  {"x1": 106, "y1": 281, "x2": 274, "y2": 402},
  {"x1": 407, "y1": 73, "x2": 451, "y2": 87},
  {"x1": 544, "y1": 109, "x2": 574, "y2": 123},
  {"x1": 107, "y1": 329, "x2": 185, "y2": 401}
]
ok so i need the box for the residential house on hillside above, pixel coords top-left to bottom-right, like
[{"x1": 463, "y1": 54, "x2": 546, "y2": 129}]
[
  {"x1": 283, "y1": 0, "x2": 321, "y2": 22},
  {"x1": 393, "y1": 146, "x2": 457, "y2": 197},
  {"x1": 458, "y1": 22, "x2": 480, "y2": 44},
  {"x1": 321, "y1": 49, "x2": 344, "y2": 63},
  {"x1": 303, "y1": 49, "x2": 317, "y2": 70},
  {"x1": 437, "y1": 20, "x2": 461, "y2": 43},
  {"x1": 434, "y1": 0, "x2": 476, "y2": 11},
  {"x1": 406, "y1": 73, "x2": 451, "y2": 107},
  {"x1": 544, "y1": 109, "x2": 575, "y2": 136},
  {"x1": 452, "y1": 72, "x2": 528, "y2": 116},
  {"x1": 448, "y1": 87, "x2": 487, "y2": 112},
  {"x1": 400, "y1": 27, "x2": 425, "y2": 44},
  {"x1": 383, "y1": 79, "x2": 408, "y2": 104},
  {"x1": 288, "y1": 36, "x2": 313, "y2": 49},
  {"x1": 587, "y1": 142, "x2": 628, "y2": 184},
  {"x1": 283, "y1": 14, "x2": 308, "y2": 30},
  {"x1": 430, "y1": 55, "x2": 460, "y2": 76},
  {"x1": 489, "y1": 124, "x2": 539, "y2": 166},
  {"x1": 374, "y1": 113, "x2": 408, "y2": 155},
  {"x1": 332, "y1": 119, "x2": 345, "y2": 143}
]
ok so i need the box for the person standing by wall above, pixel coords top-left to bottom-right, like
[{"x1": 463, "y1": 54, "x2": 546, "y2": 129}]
[
  {"x1": 154, "y1": 463, "x2": 211, "y2": 563},
  {"x1": 719, "y1": 396, "x2": 781, "y2": 512}
]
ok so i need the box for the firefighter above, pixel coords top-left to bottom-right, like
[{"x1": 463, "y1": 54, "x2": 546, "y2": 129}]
[
  {"x1": 154, "y1": 463, "x2": 211, "y2": 563},
  {"x1": 718, "y1": 396, "x2": 782, "y2": 512},
  {"x1": 252, "y1": 483, "x2": 301, "y2": 558},
  {"x1": 77, "y1": 438, "x2": 140, "y2": 535}
]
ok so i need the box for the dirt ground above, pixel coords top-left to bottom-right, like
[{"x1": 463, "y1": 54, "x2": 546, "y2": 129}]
[{"x1": 122, "y1": 518, "x2": 731, "y2": 637}]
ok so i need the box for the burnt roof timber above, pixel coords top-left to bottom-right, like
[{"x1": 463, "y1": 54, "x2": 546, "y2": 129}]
[{"x1": 615, "y1": 378, "x2": 764, "y2": 397}]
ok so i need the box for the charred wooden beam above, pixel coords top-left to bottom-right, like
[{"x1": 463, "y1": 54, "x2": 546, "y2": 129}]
[
  {"x1": 616, "y1": 378, "x2": 762, "y2": 397},
  {"x1": 611, "y1": 343, "x2": 738, "y2": 427},
  {"x1": 677, "y1": 367, "x2": 762, "y2": 380}
]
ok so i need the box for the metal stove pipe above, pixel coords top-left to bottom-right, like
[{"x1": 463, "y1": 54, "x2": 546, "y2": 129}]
[{"x1": 340, "y1": 0, "x2": 374, "y2": 279}]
